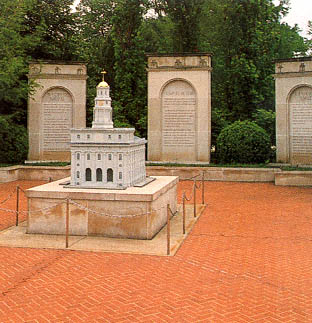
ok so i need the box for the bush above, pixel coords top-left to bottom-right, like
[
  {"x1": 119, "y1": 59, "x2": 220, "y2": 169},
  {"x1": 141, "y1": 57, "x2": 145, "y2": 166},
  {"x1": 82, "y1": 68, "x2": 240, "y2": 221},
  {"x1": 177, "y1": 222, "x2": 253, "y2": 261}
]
[
  {"x1": 211, "y1": 108, "x2": 229, "y2": 147},
  {"x1": 252, "y1": 108, "x2": 276, "y2": 146},
  {"x1": 0, "y1": 116, "x2": 28, "y2": 164},
  {"x1": 216, "y1": 120, "x2": 271, "y2": 164}
]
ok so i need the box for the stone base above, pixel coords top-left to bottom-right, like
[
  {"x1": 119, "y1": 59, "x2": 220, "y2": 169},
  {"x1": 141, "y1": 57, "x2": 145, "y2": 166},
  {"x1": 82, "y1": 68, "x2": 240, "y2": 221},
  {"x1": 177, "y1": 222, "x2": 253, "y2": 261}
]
[{"x1": 26, "y1": 176, "x2": 178, "y2": 240}]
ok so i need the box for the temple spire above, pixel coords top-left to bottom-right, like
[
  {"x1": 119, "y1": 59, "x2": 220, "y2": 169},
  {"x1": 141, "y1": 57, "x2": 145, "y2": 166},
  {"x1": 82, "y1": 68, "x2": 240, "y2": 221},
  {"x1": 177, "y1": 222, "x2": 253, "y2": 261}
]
[{"x1": 101, "y1": 70, "x2": 107, "y2": 81}]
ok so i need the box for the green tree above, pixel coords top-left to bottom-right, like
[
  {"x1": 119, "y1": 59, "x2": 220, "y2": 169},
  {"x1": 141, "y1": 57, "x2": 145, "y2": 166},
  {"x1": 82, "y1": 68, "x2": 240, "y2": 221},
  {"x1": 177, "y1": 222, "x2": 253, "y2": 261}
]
[
  {"x1": 0, "y1": 0, "x2": 79, "y2": 125},
  {"x1": 156, "y1": 0, "x2": 205, "y2": 52},
  {"x1": 23, "y1": 0, "x2": 79, "y2": 60},
  {"x1": 200, "y1": 0, "x2": 306, "y2": 123},
  {"x1": 110, "y1": 0, "x2": 149, "y2": 137},
  {"x1": 307, "y1": 21, "x2": 312, "y2": 52},
  {"x1": 0, "y1": 0, "x2": 34, "y2": 119},
  {"x1": 76, "y1": 0, "x2": 116, "y2": 125}
]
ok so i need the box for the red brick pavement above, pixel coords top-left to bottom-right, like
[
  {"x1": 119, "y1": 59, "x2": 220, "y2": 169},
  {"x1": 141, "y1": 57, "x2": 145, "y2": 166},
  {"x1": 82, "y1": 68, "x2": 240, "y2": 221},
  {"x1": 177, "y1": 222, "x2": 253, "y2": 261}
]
[{"x1": 0, "y1": 180, "x2": 312, "y2": 322}]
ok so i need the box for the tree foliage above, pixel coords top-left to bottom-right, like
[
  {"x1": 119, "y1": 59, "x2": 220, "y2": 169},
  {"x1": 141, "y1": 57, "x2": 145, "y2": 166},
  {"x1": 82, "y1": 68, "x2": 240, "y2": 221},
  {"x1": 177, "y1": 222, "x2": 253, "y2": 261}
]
[
  {"x1": 0, "y1": 0, "x2": 309, "y2": 163},
  {"x1": 156, "y1": 0, "x2": 205, "y2": 52},
  {"x1": 110, "y1": 0, "x2": 149, "y2": 137}
]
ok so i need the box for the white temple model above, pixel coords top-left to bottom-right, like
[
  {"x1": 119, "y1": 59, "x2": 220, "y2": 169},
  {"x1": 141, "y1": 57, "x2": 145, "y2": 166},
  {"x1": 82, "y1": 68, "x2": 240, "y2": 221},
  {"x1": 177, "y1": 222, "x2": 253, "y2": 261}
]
[{"x1": 69, "y1": 71, "x2": 149, "y2": 189}]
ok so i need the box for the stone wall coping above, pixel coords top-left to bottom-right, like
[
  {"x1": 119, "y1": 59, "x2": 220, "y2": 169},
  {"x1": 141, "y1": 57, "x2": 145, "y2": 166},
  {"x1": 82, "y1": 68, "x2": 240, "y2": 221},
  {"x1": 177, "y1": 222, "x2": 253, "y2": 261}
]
[
  {"x1": 26, "y1": 176, "x2": 179, "y2": 202},
  {"x1": 275, "y1": 170, "x2": 312, "y2": 175},
  {"x1": 146, "y1": 52, "x2": 212, "y2": 57},
  {"x1": 146, "y1": 166, "x2": 281, "y2": 172},
  {"x1": 274, "y1": 56, "x2": 312, "y2": 63}
]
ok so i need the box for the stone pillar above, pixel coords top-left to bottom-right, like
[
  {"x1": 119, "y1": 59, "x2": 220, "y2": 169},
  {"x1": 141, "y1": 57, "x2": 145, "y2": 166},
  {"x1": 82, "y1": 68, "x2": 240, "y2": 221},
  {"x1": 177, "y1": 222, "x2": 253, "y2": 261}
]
[
  {"x1": 274, "y1": 57, "x2": 312, "y2": 165},
  {"x1": 27, "y1": 61, "x2": 87, "y2": 162},
  {"x1": 147, "y1": 53, "x2": 212, "y2": 163}
]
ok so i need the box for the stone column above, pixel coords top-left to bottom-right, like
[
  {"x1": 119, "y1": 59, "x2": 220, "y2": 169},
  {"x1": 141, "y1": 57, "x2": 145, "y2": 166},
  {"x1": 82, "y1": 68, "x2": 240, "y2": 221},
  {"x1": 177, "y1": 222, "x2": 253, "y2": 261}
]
[
  {"x1": 28, "y1": 61, "x2": 87, "y2": 162},
  {"x1": 147, "y1": 53, "x2": 212, "y2": 163},
  {"x1": 274, "y1": 57, "x2": 312, "y2": 165}
]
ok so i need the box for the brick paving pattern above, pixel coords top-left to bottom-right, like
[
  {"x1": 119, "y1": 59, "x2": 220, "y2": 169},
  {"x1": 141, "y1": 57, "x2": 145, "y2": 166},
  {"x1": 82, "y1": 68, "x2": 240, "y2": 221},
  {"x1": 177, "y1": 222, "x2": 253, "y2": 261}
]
[{"x1": 0, "y1": 180, "x2": 312, "y2": 322}]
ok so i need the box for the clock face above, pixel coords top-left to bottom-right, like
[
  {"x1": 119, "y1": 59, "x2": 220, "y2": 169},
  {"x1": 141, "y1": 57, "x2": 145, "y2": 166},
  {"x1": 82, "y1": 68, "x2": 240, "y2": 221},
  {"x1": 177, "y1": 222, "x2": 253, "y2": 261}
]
[{"x1": 97, "y1": 100, "x2": 105, "y2": 106}]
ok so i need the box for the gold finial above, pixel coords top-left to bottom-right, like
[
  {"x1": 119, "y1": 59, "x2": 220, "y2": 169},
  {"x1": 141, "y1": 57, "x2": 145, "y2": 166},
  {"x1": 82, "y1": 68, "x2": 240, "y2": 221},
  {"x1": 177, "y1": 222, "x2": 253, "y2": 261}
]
[{"x1": 101, "y1": 70, "x2": 107, "y2": 81}]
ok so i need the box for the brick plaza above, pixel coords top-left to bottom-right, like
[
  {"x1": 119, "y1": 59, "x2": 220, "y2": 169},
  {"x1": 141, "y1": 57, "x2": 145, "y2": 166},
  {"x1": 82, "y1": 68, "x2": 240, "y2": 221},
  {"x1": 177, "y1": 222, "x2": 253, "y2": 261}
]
[{"x1": 0, "y1": 180, "x2": 311, "y2": 322}]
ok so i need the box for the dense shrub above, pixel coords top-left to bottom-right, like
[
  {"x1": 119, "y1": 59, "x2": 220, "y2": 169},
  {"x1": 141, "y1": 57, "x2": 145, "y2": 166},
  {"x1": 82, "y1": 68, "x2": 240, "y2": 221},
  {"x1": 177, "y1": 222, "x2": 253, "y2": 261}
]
[
  {"x1": 216, "y1": 120, "x2": 271, "y2": 164},
  {"x1": 0, "y1": 116, "x2": 28, "y2": 164},
  {"x1": 211, "y1": 108, "x2": 229, "y2": 147},
  {"x1": 252, "y1": 108, "x2": 276, "y2": 146}
]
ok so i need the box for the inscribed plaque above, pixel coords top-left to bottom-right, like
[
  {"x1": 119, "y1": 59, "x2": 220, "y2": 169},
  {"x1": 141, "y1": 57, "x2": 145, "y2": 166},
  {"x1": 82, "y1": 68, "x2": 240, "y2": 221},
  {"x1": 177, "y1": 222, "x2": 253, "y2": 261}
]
[
  {"x1": 42, "y1": 88, "x2": 73, "y2": 151},
  {"x1": 289, "y1": 86, "x2": 312, "y2": 157},
  {"x1": 161, "y1": 80, "x2": 196, "y2": 160}
]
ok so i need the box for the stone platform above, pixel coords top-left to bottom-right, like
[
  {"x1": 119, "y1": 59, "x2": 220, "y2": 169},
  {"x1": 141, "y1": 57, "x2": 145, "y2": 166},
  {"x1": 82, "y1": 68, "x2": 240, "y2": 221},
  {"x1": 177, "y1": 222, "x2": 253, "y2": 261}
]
[{"x1": 26, "y1": 176, "x2": 178, "y2": 239}]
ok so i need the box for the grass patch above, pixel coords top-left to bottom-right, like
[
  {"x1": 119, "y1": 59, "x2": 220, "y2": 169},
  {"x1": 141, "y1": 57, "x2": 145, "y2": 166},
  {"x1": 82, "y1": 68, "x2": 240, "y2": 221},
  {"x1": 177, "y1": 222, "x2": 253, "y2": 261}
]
[
  {"x1": 146, "y1": 162, "x2": 270, "y2": 168},
  {"x1": 24, "y1": 162, "x2": 70, "y2": 167},
  {"x1": 280, "y1": 166, "x2": 312, "y2": 171},
  {"x1": 0, "y1": 163, "x2": 19, "y2": 168}
]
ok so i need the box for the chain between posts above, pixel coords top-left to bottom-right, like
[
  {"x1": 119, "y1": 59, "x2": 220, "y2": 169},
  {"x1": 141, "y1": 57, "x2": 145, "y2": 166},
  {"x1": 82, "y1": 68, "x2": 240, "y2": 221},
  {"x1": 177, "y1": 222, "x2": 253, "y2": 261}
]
[{"x1": 181, "y1": 171, "x2": 205, "y2": 233}]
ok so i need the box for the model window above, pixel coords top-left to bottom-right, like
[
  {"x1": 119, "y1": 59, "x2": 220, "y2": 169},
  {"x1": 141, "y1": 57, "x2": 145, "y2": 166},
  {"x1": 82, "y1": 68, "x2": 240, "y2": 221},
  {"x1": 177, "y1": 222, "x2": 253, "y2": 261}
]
[
  {"x1": 86, "y1": 168, "x2": 92, "y2": 181},
  {"x1": 119, "y1": 154, "x2": 122, "y2": 160},
  {"x1": 118, "y1": 135, "x2": 121, "y2": 140},
  {"x1": 87, "y1": 134, "x2": 90, "y2": 139},
  {"x1": 77, "y1": 134, "x2": 80, "y2": 139},
  {"x1": 96, "y1": 168, "x2": 102, "y2": 182},
  {"x1": 77, "y1": 153, "x2": 80, "y2": 160},
  {"x1": 108, "y1": 154, "x2": 112, "y2": 160},
  {"x1": 119, "y1": 172, "x2": 122, "y2": 180},
  {"x1": 98, "y1": 154, "x2": 101, "y2": 160},
  {"x1": 107, "y1": 168, "x2": 113, "y2": 182},
  {"x1": 87, "y1": 153, "x2": 90, "y2": 160},
  {"x1": 77, "y1": 171, "x2": 80, "y2": 179},
  {"x1": 108, "y1": 135, "x2": 111, "y2": 140}
]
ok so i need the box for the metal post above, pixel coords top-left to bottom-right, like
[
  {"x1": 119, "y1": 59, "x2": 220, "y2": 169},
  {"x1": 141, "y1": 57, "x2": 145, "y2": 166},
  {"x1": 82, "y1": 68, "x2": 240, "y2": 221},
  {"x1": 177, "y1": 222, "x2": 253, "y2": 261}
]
[
  {"x1": 182, "y1": 193, "x2": 186, "y2": 234},
  {"x1": 167, "y1": 204, "x2": 170, "y2": 255},
  {"x1": 202, "y1": 171, "x2": 205, "y2": 205},
  {"x1": 193, "y1": 180, "x2": 197, "y2": 218},
  {"x1": 15, "y1": 185, "x2": 20, "y2": 226},
  {"x1": 66, "y1": 199, "x2": 69, "y2": 248}
]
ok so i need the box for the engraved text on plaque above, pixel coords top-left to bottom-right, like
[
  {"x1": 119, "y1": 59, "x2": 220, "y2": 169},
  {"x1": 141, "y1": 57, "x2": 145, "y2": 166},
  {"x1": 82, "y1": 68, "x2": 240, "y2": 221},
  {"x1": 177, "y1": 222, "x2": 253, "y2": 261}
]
[
  {"x1": 42, "y1": 88, "x2": 73, "y2": 151},
  {"x1": 290, "y1": 86, "x2": 312, "y2": 160},
  {"x1": 161, "y1": 80, "x2": 196, "y2": 160}
]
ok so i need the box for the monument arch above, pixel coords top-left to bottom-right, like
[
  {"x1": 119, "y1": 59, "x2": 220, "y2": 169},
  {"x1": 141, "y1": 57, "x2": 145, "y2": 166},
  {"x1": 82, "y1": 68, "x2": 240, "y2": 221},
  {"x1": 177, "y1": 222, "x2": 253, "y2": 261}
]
[
  {"x1": 275, "y1": 57, "x2": 312, "y2": 165},
  {"x1": 27, "y1": 61, "x2": 87, "y2": 162},
  {"x1": 147, "y1": 53, "x2": 211, "y2": 163}
]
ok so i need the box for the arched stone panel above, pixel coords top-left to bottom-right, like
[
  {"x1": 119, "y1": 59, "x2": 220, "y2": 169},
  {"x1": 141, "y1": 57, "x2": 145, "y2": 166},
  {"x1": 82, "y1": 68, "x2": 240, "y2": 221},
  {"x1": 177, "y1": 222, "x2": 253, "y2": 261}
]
[
  {"x1": 42, "y1": 87, "x2": 73, "y2": 152},
  {"x1": 289, "y1": 86, "x2": 312, "y2": 164},
  {"x1": 161, "y1": 80, "x2": 197, "y2": 161}
]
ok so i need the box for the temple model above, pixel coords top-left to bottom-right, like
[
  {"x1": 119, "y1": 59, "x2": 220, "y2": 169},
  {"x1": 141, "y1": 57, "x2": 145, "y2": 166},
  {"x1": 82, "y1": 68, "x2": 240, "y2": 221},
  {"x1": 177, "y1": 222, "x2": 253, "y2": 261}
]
[{"x1": 69, "y1": 71, "x2": 151, "y2": 189}]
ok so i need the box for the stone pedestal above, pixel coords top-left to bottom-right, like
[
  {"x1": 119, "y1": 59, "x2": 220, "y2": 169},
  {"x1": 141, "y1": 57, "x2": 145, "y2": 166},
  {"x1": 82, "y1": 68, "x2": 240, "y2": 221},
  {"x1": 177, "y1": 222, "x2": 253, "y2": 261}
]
[
  {"x1": 26, "y1": 176, "x2": 178, "y2": 240},
  {"x1": 274, "y1": 57, "x2": 312, "y2": 165},
  {"x1": 147, "y1": 53, "x2": 212, "y2": 163},
  {"x1": 27, "y1": 61, "x2": 87, "y2": 162}
]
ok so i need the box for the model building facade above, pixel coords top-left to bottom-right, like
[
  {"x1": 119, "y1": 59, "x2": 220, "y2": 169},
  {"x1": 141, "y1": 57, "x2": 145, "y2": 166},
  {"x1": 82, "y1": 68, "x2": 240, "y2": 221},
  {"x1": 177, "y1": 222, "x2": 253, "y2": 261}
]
[{"x1": 70, "y1": 73, "x2": 147, "y2": 189}]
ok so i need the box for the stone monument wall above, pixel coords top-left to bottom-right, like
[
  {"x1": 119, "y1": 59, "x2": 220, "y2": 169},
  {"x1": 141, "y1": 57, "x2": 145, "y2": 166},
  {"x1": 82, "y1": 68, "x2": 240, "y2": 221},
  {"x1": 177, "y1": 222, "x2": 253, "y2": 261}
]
[
  {"x1": 275, "y1": 57, "x2": 312, "y2": 165},
  {"x1": 28, "y1": 62, "x2": 87, "y2": 162},
  {"x1": 147, "y1": 54, "x2": 212, "y2": 163}
]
